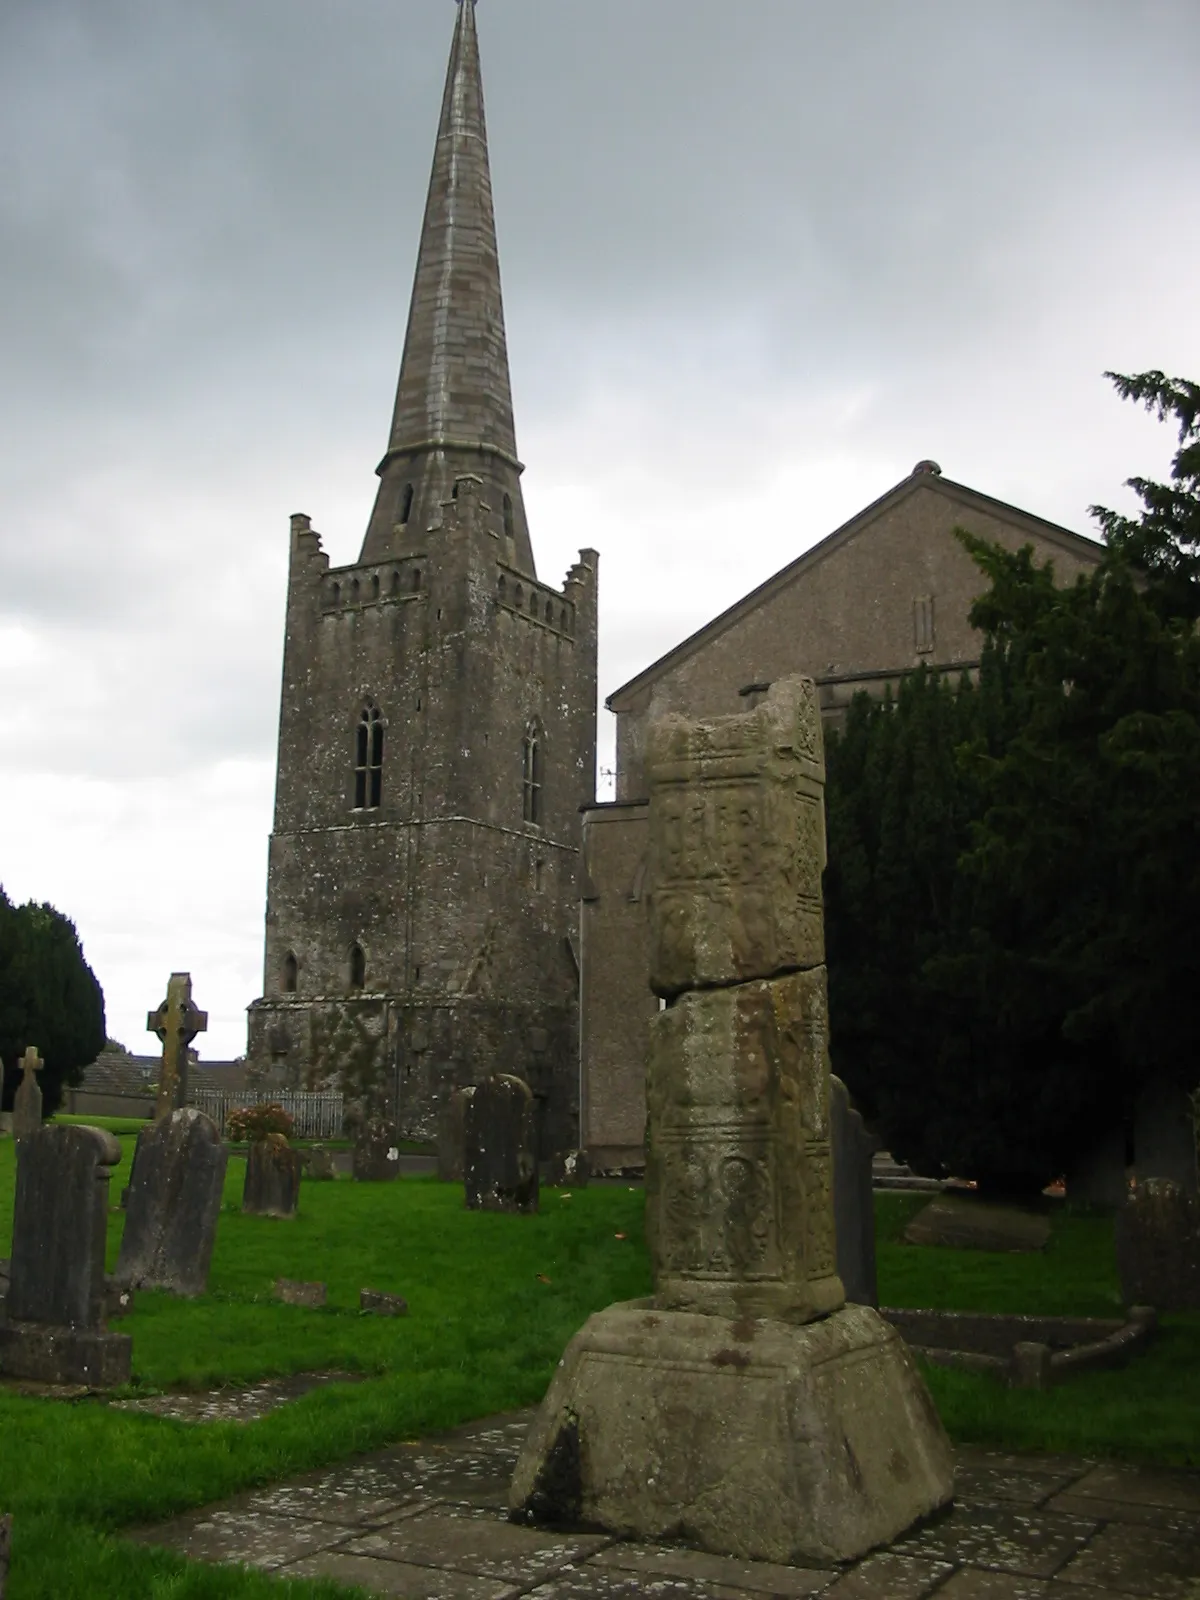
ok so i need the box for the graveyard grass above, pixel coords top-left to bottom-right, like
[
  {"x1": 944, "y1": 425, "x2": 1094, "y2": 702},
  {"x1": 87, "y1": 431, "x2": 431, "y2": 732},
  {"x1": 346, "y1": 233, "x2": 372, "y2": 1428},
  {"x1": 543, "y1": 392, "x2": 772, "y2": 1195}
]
[{"x1": 0, "y1": 1149, "x2": 1196, "y2": 1600}]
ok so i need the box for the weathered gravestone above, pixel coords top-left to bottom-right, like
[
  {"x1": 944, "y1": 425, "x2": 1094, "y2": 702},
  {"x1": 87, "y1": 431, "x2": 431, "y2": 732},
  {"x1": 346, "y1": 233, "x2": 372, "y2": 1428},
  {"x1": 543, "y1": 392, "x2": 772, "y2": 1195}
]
[
  {"x1": 464, "y1": 1074, "x2": 538, "y2": 1213},
  {"x1": 831, "y1": 1075, "x2": 877, "y2": 1307},
  {"x1": 1134, "y1": 1078, "x2": 1199, "y2": 1197},
  {"x1": 0, "y1": 1124, "x2": 132, "y2": 1385},
  {"x1": 545, "y1": 1148, "x2": 591, "y2": 1188},
  {"x1": 437, "y1": 1086, "x2": 474, "y2": 1181},
  {"x1": 114, "y1": 1108, "x2": 227, "y2": 1297},
  {"x1": 303, "y1": 1144, "x2": 336, "y2": 1181},
  {"x1": 511, "y1": 678, "x2": 953, "y2": 1562},
  {"x1": 1067, "y1": 1079, "x2": 1198, "y2": 1206},
  {"x1": 146, "y1": 972, "x2": 208, "y2": 1119},
  {"x1": 12, "y1": 1048, "x2": 43, "y2": 1142},
  {"x1": 353, "y1": 1119, "x2": 402, "y2": 1182},
  {"x1": 1115, "y1": 1179, "x2": 1200, "y2": 1312},
  {"x1": 243, "y1": 1136, "x2": 302, "y2": 1217},
  {"x1": 1066, "y1": 1127, "x2": 1128, "y2": 1209}
]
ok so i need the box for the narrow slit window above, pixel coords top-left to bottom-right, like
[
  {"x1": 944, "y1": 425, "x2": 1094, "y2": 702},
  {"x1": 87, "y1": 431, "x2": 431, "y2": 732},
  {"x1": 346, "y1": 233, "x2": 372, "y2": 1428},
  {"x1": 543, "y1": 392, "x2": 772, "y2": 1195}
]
[
  {"x1": 283, "y1": 952, "x2": 298, "y2": 993},
  {"x1": 914, "y1": 595, "x2": 935, "y2": 654},
  {"x1": 522, "y1": 721, "x2": 543, "y2": 825},
  {"x1": 400, "y1": 483, "x2": 414, "y2": 524},
  {"x1": 355, "y1": 702, "x2": 384, "y2": 809},
  {"x1": 349, "y1": 943, "x2": 366, "y2": 990},
  {"x1": 503, "y1": 493, "x2": 514, "y2": 541}
]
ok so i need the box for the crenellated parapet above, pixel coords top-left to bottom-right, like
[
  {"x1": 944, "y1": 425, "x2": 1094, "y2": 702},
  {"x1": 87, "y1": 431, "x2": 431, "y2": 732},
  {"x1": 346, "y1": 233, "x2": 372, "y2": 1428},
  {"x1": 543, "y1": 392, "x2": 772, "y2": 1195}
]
[{"x1": 289, "y1": 512, "x2": 330, "y2": 576}]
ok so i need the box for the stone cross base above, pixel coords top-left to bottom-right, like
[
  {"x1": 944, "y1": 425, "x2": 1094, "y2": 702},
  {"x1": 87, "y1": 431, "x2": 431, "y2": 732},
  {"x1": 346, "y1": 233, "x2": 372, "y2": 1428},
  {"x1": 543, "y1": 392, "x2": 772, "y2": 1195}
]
[
  {"x1": 0, "y1": 1320, "x2": 132, "y2": 1388},
  {"x1": 510, "y1": 1300, "x2": 954, "y2": 1565}
]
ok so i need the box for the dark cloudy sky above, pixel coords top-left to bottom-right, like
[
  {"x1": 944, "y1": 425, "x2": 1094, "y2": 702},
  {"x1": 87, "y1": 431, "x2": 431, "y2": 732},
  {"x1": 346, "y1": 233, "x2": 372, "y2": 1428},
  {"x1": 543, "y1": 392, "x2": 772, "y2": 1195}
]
[{"x1": 2, "y1": 0, "x2": 1197, "y2": 1057}]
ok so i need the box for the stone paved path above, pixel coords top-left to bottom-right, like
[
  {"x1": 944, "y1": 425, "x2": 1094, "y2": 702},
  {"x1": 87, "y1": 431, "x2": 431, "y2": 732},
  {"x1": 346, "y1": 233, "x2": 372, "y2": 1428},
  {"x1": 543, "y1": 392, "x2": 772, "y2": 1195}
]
[{"x1": 131, "y1": 1410, "x2": 1200, "y2": 1598}]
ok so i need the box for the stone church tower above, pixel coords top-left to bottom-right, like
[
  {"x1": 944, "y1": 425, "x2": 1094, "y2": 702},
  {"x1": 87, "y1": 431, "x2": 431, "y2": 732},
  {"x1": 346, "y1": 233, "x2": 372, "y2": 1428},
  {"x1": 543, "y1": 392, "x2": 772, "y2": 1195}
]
[{"x1": 248, "y1": 0, "x2": 598, "y2": 1152}]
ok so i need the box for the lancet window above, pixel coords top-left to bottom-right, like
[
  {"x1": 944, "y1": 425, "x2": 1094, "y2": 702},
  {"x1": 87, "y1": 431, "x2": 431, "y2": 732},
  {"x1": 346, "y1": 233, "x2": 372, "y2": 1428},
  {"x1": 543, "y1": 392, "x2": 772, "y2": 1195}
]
[
  {"x1": 355, "y1": 701, "x2": 384, "y2": 809},
  {"x1": 522, "y1": 720, "x2": 543, "y2": 825}
]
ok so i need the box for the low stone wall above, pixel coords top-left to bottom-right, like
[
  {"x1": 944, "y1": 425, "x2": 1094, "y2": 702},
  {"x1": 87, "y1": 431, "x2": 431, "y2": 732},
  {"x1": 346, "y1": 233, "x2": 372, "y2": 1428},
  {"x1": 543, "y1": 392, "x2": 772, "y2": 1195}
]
[{"x1": 65, "y1": 1091, "x2": 153, "y2": 1120}]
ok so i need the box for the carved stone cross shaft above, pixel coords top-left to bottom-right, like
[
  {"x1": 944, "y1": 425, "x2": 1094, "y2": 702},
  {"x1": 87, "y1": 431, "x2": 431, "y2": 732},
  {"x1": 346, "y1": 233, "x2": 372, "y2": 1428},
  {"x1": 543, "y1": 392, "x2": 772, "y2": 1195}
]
[{"x1": 147, "y1": 972, "x2": 208, "y2": 1119}]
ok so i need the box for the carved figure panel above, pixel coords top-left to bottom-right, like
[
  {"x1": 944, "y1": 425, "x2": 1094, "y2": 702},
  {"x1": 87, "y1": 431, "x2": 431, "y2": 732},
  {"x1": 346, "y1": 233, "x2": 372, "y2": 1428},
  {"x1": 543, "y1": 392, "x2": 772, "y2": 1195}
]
[
  {"x1": 647, "y1": 680, "x2": 826, "y2": 996},
  {"x1": 646, "y1": 970, "x2": 843, "y2": 1323}
]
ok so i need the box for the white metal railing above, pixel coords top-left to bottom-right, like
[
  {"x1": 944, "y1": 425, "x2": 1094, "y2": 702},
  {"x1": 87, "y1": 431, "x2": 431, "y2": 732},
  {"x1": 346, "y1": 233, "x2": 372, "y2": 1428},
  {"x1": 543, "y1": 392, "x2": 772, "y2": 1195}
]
[{"x1": 189, "y1": 1088, "x2": 345, "y2": 1140}]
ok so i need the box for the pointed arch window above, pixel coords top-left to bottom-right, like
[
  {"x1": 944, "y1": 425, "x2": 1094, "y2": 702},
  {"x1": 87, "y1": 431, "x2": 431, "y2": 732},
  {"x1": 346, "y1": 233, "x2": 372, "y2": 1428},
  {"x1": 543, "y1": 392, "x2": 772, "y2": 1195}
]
[
  {"x1": 283, "y1": 952, "x2": 298, "y2": 993},
  {"x1": 522, "y1": 720, "x2": 544, "y2": 825},
  {"x1": 355, "y1": 701, "x2": 384, "y2": 809},
  {"x1": 349, "y1": 943, "x2": 366, "y2": 991}
]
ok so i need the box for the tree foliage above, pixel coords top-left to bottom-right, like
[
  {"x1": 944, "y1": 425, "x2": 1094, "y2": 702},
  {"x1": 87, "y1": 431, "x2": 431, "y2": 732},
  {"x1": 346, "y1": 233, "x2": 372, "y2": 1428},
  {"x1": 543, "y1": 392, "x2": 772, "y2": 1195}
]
[
  {"x1": 825, "y1": 371, "x2": 1200, "y2": 1193},
  {"x1": 0, "y1": 889, "x2": 106, "y2": 1117}
]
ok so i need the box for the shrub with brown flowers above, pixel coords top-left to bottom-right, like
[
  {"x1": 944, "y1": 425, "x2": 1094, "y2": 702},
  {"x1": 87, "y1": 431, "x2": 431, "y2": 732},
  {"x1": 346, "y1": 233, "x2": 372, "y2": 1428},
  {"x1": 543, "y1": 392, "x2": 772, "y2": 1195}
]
[{"x1": 225, "y1": 1102, "x2": 295, "y2": 1144}]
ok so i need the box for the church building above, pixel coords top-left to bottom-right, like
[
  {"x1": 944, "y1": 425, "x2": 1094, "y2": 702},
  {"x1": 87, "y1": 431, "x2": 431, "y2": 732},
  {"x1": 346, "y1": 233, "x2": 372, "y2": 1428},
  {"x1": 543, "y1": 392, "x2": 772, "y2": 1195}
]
[{"x1": 247, "y1": 0, "x2": 598, "y2": 1153}]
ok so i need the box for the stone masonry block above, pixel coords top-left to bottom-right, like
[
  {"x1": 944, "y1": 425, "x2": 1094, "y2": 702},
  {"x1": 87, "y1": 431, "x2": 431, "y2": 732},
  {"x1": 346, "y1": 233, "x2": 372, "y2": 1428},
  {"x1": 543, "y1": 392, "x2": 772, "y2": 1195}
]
[
  {"x1": 645, "y1": 968, "x2": 843, "y2": 1323},
  {"x1": 647, "y1": 677, "x2": 825, "y2": 996}
]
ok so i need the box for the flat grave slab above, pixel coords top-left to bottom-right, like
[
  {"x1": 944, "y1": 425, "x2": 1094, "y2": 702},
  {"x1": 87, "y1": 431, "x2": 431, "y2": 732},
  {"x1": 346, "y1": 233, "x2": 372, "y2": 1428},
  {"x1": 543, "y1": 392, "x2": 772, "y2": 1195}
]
[
  {"x1": 903, "y1": 1196, "x2": 1052, "y2": 1252},
  {"x1": 110, "y1": 1370, "x2": 364, "y2": 1424}
]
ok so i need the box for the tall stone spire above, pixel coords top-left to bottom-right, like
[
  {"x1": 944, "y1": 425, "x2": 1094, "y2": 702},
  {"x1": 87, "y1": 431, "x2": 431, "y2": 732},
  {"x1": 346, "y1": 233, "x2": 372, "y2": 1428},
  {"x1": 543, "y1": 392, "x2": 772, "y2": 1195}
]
[{"x1": 360, "y1": 0, "x2": 536, "y2": 575}]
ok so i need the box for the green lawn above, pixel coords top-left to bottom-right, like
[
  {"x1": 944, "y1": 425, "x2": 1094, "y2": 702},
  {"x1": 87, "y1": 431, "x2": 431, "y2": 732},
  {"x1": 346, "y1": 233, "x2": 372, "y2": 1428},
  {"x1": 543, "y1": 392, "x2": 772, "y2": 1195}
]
[{"x1": 0, "y1": 1138, "x2": 1197, "y2": 1598}]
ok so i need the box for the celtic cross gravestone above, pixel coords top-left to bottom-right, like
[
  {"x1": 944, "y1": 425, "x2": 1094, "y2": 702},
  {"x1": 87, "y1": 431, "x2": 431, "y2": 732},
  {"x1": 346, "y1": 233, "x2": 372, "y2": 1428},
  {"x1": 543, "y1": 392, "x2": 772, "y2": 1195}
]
[
  {"x1": 12, "y1": 1048, "x2": 43, "y2": 1141},
  {"x1": 147, "y1": 973, "x2": 208, "y2": 1119}
]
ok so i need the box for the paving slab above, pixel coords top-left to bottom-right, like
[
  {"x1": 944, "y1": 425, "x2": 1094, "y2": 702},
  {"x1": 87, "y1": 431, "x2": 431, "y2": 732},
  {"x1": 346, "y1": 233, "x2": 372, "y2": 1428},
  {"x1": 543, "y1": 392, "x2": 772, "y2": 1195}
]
[
  {"x1": 931, "y1": 1574, "x2": 1053, "y2": 1599},
  {"x1": 955, "y1": 1464, "x2": 1089, "y2": 1509},
  {"x1": 521, "y1": 1569, "x2": 750, "y2": 1599},
  {"x1": 129, "y1": 1506, "x2": 357, "y2": 1570},
  {"x1": 339, "y1": 1504, "x2": 612, "y2": 1586},
  {"x1": 1066, "y1": 1466, "x2": 1200, "y2": 1516},
  {"x1": 819, "y1": 1551, "x2": 955, "y2": 1597},
  {"x1": 894, "y1": 1502, "x2": 1100, "y2": 1578},
  {"x1": 282, "y1": 1550, "x2": 519, "y2": 1600},
  {"x1": 1046, "y1": 1493, "x2": 1200, "y2": 1535},
  {"x1": 593, "y1": 1540, "x2": 834, "y2": 1594},
  {"x1": 1055, "y1": 1524, "x2": 1200, "y2": 1597}
]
